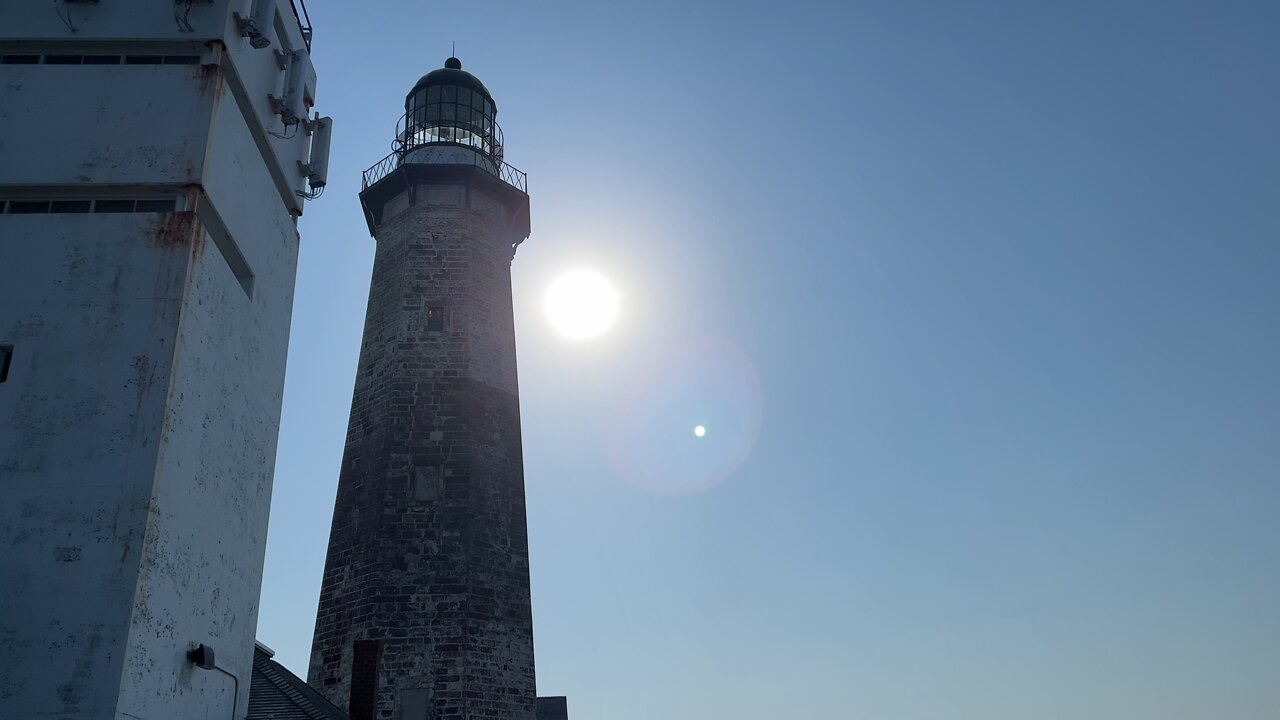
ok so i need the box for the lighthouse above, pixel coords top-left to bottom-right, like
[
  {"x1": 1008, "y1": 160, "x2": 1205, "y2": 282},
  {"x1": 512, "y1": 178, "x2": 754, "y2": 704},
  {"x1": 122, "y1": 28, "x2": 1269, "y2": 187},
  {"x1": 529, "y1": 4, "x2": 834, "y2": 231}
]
[{"x1": 309, "y1": 57, "x2": 536, "y2": 720}]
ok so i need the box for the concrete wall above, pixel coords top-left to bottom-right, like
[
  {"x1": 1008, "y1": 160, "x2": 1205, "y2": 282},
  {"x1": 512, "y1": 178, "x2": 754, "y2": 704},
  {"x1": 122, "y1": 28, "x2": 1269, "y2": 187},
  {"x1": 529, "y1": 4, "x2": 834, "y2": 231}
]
[
  {"x1": 0, "y1": 65, "x2": 211, "y2": 186},
  {"x1": 0, "y1": 213, "x2": 190, "y2": 718},
  {"x1": 0, "y1": 1, "x2": 321, "y2": 717},
  {"x1": 0, "y1": 0, "x2": 316, "y2": 213}
]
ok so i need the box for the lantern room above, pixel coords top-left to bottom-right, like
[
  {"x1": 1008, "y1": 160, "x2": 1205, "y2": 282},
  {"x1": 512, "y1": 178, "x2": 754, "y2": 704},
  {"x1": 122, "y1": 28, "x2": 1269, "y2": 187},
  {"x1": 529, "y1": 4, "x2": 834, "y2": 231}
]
[{"x1": 400, "y1": 57, "x2": 503, "y2": 166}]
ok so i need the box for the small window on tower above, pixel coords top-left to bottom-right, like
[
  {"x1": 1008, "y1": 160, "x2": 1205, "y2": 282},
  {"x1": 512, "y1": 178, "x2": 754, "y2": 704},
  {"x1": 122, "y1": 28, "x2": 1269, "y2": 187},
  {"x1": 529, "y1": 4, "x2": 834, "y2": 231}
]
[
  {"x1": 412, "y1": 466, "x2": 442, "y2": 502},
  {"x1": 426, "y1": 305, "x2": 446, "y2": 332}
]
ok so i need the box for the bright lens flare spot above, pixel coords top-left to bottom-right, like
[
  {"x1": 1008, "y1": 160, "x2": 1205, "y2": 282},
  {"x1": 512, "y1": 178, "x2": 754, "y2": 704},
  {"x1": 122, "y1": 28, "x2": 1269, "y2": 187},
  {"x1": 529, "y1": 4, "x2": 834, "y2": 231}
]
[
  {"x1": 694, "y1": 425, "x2": 706, "y2": 437},
  {"x1": 545, "y1": 270, "x2": 619, "y2": 339}
]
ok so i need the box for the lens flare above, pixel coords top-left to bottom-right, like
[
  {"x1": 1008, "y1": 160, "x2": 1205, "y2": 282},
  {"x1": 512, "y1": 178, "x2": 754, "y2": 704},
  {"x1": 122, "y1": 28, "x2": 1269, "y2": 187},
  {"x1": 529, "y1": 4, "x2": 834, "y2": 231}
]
[{"x1": 609, "y1": 338, "x2": 763, "y2": 494}]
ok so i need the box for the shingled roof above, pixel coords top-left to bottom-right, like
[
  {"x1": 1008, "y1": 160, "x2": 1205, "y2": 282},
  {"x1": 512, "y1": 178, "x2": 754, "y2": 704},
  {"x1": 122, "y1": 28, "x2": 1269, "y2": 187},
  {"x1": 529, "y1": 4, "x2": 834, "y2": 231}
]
[{"x1": 247, "y1": 642, "x2": 349, "y2": 720}]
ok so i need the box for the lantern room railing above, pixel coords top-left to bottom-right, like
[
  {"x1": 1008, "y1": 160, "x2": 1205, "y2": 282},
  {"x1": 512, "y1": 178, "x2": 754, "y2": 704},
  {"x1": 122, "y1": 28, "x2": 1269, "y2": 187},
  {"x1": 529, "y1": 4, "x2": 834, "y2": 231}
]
[
  {"x1": 362, "y1": 106, "x2": 526, "y2": 193},
  {"x1": 361, "y1": 147, "x2": 528, "y2": 193}
]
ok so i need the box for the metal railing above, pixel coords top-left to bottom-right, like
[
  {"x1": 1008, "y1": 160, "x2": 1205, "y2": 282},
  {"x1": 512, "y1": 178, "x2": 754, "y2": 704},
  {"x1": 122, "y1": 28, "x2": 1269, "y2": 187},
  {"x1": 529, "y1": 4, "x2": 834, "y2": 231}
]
[
  {"x1": 361, "y1": 147, "x2": 528, "y2": 193},
  {"x1": 288, "y1": 0, "x2": 313, "y2": 51}
]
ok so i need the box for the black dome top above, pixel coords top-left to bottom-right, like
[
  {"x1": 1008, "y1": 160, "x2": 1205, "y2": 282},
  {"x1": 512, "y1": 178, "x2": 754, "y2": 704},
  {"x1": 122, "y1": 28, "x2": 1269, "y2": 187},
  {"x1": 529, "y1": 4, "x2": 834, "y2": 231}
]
[{"x1": 407, "y1": 57, "x2": 496, "y2": 110}]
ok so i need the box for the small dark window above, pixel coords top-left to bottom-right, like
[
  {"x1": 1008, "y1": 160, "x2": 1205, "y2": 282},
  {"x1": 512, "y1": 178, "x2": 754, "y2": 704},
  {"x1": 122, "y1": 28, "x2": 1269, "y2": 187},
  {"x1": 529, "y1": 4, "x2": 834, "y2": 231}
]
[
  {"x1": 124, "y1": 55, "x2": 163, "y2": 65},
  {"x1": 163, "y1": 55, "x2": 201, "y2": 65},
  {"x1": 9, "y1": 201, "x2": 51, "y2": 214},
  {"x1": 82, "y1": 55, "x2": 122, "y2": 65},
  {"x1": 50, "y1": 200, "x2": 91, "y2": 213},
  {"x1": 400, "y1": 689, "x2": 431, "y2": 720},
  {"x1": 426, "y1": 305, "x2": 446, "y2": 332},
  {"x1": 0, "y1": 346, "x2": 13, "y2": 383},
  {"x1": 135, "y1": 199, "x2": 176, "y2": 212},
  {"x1": 44, "y1": 55, "x2": 83, "y2": 65},
  {"x1": 412, "y1": 467, "x2": 442, "y2": 502},
  {"x1": 94, "y1": 200, "x2": 135, "y2": 213},
  {"x1": 1, "y1": 55, "x2": 40, "y2": 64}
]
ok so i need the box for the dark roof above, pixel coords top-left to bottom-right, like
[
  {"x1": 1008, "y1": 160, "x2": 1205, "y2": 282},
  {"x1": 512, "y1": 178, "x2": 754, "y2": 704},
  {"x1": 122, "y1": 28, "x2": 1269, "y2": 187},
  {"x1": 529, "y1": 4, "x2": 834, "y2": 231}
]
[
  {"x1": 407, "y1": 57, "x2": 496, "y2": 110},
  {"x1": 537, "y1": 696, "x2": 569, "y2": 720},
  {"x1": 247, "y1": 643, "x2": 349, "y2": 720}
]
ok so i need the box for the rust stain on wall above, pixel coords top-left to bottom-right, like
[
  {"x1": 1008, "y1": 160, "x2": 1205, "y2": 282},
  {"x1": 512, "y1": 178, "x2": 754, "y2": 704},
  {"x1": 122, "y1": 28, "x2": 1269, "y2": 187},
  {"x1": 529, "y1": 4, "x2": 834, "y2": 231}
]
[
  {"x1": 198, "y1": 60, "x2": 224, "y2": 95},
  {"x1": 147, "y1": 211, "x2": 203, "y2": 252}
]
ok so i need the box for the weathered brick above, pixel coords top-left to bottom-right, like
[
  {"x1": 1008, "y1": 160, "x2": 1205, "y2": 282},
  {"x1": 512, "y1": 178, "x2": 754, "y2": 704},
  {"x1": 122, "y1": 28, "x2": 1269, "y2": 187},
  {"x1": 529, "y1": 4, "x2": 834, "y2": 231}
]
[{"x1": 309, "y1": 168, "x2": 535, "y2": 720}]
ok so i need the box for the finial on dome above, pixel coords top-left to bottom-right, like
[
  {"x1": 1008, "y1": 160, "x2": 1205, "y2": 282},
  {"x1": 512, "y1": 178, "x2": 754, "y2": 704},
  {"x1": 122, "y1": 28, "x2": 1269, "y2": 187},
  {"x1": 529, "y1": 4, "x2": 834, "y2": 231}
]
[{"x1": 445, "y1": 56, "x2": 462, "y2": 70}]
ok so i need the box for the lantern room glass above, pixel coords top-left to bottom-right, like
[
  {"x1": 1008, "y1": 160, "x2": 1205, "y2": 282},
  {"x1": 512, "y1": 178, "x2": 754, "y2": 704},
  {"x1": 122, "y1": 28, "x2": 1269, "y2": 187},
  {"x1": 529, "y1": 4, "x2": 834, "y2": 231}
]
[{"x1": 403, "y1": 83, "x2": 502, "y2": 163}]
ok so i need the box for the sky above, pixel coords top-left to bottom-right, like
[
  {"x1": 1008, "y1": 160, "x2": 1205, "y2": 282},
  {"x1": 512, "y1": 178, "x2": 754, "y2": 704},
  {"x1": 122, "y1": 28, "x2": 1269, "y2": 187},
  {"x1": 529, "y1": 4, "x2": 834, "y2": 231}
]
[{"x1": 258, "y1": 2, "x2": 1280, "y2": 718}]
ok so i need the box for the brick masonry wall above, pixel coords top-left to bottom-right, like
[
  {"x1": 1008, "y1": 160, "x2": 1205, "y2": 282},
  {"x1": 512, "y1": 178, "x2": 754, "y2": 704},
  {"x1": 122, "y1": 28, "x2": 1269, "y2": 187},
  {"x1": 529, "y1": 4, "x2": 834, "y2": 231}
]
[{"x1": 310, "y1": 174, "x2": 535, "y2": 720}]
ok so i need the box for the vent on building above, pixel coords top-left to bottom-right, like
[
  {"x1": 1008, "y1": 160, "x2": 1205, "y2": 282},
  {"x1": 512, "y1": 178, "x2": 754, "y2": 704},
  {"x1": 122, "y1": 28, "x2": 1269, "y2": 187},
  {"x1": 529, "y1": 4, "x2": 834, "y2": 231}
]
[
  {"x1": 51, "y1": 201, "x2": 91, "y2": 213},
  {"x1": 0, "y1": 198, "x2": 176, "y2": 214},
  {"x1": 6, "y1": 201, "x2": 54, "y2": 214},
  {"x1": 0, "y1": 54, "x2": 200, "y2": 65}
]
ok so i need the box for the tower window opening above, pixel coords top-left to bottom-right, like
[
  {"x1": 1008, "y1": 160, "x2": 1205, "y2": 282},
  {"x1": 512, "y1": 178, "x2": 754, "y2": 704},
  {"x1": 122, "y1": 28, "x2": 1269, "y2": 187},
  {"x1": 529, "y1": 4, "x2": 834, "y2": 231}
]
[
  {"x1": 426, "y1": 305, "x2": 446, "y2": 332},
  {"x1": 0, "y1": 346, "x2": 12, "y2": 383},
  {"x1": 412, "y1": 466, "x2": 442, "y2": 502}
]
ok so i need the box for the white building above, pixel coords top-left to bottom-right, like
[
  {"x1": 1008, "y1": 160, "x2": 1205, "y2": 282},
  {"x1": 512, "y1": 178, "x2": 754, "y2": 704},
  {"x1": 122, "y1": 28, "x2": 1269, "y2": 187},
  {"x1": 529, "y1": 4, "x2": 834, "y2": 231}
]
[{"x1": 0, "y1": 2, "x2": 330, "y2": 718}]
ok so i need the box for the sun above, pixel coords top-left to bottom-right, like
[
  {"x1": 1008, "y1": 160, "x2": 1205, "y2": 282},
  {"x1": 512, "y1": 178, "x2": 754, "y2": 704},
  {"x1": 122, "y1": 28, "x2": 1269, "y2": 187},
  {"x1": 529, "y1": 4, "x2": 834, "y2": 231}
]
[{"x1": 545, "y1": 270, "x2": 619, "y2": 339}]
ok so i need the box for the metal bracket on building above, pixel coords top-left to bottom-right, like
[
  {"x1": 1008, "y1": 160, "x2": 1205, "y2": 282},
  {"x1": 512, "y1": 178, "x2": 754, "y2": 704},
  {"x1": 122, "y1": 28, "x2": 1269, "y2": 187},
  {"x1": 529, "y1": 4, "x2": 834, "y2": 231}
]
[
  {"x1": 266, "y1": 95, "x2": 300, "y2": 128},
  {"x1": 233, "y1": 0, "x2": 276, "y2": 50}
]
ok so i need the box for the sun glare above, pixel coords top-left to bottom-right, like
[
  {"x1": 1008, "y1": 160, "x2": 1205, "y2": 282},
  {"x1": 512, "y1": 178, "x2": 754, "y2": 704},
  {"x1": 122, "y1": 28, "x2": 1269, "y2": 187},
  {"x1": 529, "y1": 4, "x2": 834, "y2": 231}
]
[
  {"x1": 545, "y1": 270, "x2": 619, "y2": 339},
  {"x1": 694, "y1": 425, "x2": 706, "y2": 437}
]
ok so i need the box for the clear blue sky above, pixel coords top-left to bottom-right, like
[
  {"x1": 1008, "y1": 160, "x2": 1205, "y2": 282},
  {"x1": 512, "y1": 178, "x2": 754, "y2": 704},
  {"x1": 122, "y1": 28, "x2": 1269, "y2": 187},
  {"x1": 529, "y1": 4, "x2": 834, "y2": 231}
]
[{"x1": 259, "y1": 2, "x2": 1280, "y2": 717}]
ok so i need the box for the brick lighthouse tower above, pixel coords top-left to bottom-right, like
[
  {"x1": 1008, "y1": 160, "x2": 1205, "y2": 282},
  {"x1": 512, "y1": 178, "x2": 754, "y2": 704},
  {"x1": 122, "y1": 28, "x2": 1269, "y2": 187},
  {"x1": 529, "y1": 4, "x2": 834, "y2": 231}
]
[{"x1": 308, "y1": 57, "x2": 535, "y2": 720}]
